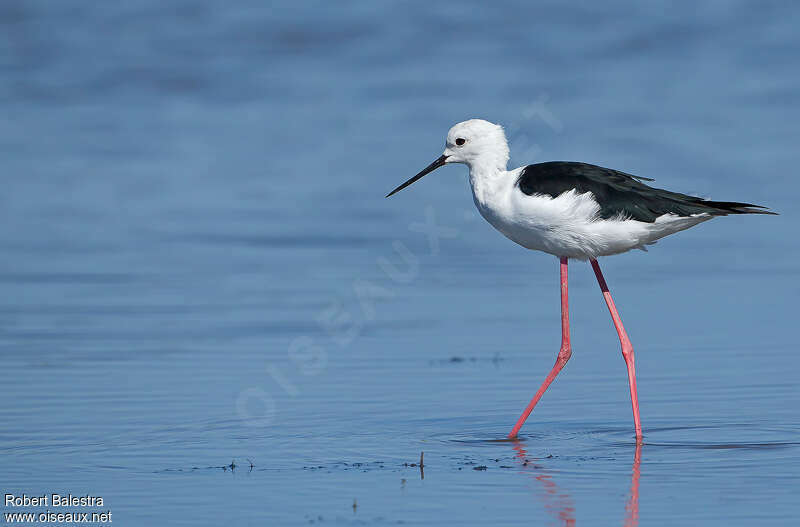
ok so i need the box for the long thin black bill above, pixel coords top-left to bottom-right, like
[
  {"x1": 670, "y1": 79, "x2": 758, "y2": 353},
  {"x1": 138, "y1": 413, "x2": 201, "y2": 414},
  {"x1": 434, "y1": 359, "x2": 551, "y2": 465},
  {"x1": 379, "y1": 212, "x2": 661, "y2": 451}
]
[{"x1": 386, "y1": 155, "x2": 448, "y2": 198}]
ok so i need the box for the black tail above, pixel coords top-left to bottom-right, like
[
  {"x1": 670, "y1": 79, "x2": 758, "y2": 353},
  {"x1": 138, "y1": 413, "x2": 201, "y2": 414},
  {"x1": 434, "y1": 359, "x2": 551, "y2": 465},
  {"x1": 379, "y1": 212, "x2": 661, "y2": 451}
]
[{"x1": 701, "y1": 200, "x2": 777, "y2": 215}]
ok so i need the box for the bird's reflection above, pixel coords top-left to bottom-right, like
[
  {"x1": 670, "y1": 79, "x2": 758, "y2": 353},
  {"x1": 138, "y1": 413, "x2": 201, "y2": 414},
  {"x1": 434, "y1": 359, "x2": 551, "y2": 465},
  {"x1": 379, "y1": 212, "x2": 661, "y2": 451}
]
[
  {"x1": 511, "y1": 440, "x2": 642, "y2": 527},
  {"x1": 624, "y1": 443, "x2": 642, "y2": 527},
  {"x1": 511, "y1": 441, "x2": 576, "y2": 526}
]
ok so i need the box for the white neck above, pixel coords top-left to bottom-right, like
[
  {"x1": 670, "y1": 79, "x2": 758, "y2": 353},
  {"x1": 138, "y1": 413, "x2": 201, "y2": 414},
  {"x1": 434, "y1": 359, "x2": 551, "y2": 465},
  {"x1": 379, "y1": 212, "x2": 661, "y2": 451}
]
[
  {"x1": 468, "y1": 149, "x2": 509, "y2": 181},
  {"x1": 468, "y1": 154, "x2": 510, "y2": 206}
]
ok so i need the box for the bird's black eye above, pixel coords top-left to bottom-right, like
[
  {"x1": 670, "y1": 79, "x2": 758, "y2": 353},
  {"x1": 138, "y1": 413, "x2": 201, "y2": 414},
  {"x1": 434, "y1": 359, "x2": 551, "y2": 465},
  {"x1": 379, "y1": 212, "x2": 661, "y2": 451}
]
[{"x1": 455, "y1": 138, "x2": 466, "y2": 146}]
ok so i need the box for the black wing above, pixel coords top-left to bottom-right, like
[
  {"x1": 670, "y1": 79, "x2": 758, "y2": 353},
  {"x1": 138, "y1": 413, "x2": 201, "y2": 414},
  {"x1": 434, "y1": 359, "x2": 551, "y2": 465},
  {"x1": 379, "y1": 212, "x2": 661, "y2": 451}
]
[{"x1": 516, "y1": 161, "x2": 773, "y2": 223}]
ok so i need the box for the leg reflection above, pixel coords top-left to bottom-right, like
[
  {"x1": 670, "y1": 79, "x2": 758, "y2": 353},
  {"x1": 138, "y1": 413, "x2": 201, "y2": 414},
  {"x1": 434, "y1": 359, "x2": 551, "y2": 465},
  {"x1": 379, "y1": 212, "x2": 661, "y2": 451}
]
[
  {"x1": 510, "y1": 440, "x2": 643, "y2": 527},
  {"x1": 624, "y1": 442, "x2": 642, "y2": 527},
  {"x1": 512, "y1": 441, "x2": 576, "y2": 527}
]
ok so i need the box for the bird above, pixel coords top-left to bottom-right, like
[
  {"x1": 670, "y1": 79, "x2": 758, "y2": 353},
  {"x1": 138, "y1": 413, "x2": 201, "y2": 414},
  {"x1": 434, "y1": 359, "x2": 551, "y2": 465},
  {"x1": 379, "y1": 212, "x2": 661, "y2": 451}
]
[{"x1": 386, "y1": 119, "x2": 774, "y2": 441}]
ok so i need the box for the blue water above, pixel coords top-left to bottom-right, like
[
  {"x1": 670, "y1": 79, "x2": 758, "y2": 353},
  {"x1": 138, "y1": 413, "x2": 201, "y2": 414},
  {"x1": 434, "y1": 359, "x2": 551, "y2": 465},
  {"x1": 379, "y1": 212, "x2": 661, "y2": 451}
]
[{"x1": 2, "y1": 1, "x2": 799, "y2": 525}]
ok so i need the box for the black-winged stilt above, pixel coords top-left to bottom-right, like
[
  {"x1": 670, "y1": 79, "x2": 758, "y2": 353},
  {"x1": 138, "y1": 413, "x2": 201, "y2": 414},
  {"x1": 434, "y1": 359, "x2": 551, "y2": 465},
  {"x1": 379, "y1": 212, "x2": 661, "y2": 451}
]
[{"x1": 386, "y1": 119, "x2": 774, "y2": 441}]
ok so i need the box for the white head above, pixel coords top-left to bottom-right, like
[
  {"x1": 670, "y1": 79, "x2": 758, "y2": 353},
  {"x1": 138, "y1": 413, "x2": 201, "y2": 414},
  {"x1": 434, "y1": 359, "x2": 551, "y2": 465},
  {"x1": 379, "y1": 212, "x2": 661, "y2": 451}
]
[
  {"x1": 443, "y1": 119, "x2": 509, "y2": 168},
  {"x1": 386, "y1": 119, "x2": 510, "y2": 197}
]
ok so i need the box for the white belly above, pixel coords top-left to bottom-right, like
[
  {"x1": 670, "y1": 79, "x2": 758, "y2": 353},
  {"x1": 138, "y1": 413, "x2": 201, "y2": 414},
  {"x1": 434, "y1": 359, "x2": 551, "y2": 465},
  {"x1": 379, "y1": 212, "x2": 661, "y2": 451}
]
[{"x1": 474, "y1": 187, "x2": 711, "y2": 260}]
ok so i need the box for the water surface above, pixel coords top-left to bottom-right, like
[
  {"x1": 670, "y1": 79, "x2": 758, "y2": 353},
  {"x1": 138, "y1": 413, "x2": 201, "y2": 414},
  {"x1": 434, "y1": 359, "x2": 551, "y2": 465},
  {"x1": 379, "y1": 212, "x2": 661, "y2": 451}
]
[{"x1": 1, "y1": 1, "x2": 799, "y2": 525}]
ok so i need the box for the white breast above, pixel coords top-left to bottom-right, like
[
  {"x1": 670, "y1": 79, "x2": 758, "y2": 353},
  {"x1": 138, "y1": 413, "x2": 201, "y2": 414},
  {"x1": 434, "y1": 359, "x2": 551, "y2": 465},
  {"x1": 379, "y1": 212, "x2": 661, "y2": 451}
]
[{"x1": 470, "y1": 171, "x2": 711, "y2": 260}]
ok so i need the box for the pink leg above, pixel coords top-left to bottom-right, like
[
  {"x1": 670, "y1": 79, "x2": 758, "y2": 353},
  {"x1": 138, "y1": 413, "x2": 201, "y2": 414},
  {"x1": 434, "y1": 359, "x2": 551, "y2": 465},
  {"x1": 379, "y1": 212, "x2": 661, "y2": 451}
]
[
  {"x1": 508, "y1": 257, "x2": 571, "y2": 438},
  {"x1": 590, "y1": 259, "x2": 643, "y2": 441}
]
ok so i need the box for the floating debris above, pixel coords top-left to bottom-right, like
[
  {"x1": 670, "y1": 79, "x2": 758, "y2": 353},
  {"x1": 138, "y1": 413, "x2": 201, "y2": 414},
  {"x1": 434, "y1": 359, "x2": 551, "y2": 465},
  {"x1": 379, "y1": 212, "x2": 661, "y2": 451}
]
[{"x1": 430, "y1": 354, "x2": 505, "y2": 366}]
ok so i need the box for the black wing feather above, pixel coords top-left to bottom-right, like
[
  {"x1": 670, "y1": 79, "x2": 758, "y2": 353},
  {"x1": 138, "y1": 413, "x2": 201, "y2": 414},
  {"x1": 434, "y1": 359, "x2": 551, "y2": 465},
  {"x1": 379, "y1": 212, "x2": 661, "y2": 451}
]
[{"x1": 516, "y1": 162, "x2": 775, "y2": 223}]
